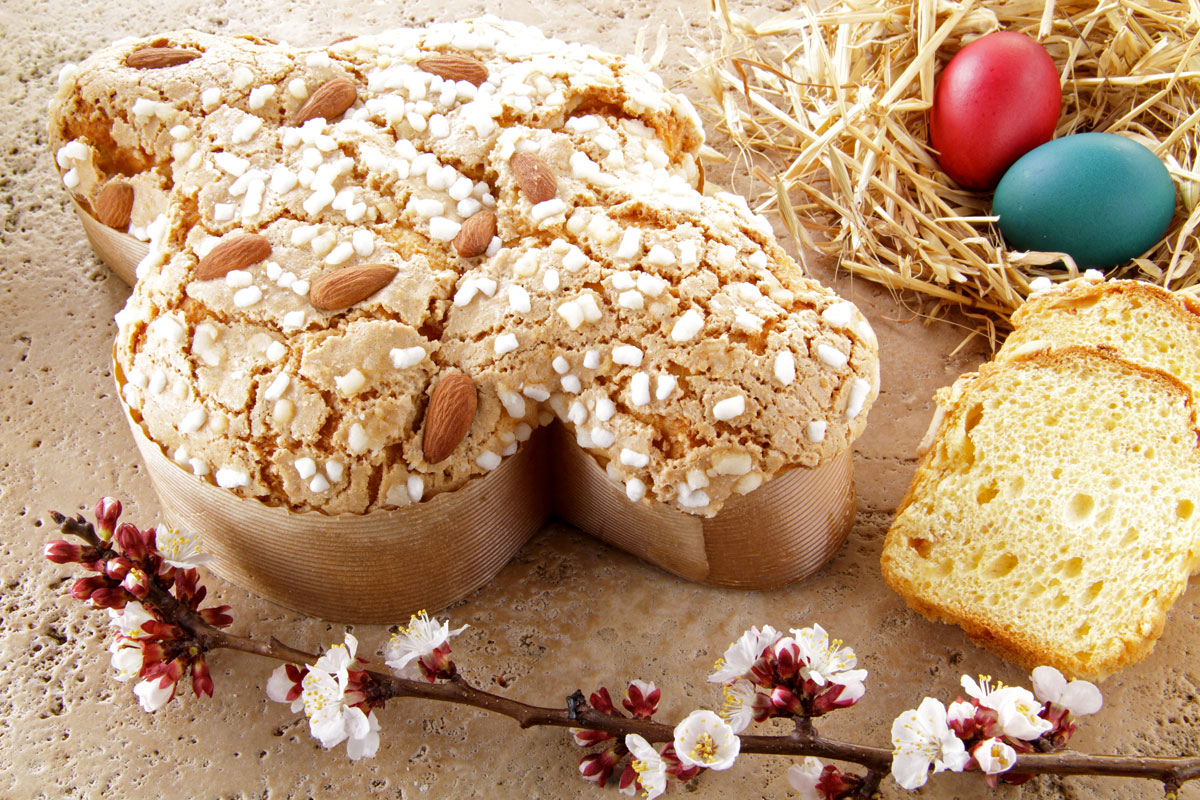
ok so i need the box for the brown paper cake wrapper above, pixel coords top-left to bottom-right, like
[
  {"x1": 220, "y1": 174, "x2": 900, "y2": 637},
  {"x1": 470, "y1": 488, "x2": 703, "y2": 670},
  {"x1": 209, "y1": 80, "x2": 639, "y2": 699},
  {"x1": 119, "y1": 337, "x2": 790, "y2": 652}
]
[
  {"x1": 553, "y1": 427, "x2": 855, "y2": 588},
  {"x1": 92, "y1": 203, "x2": 858, "y2": 620},
  {"x1": 121, "y1": 395, "x2": 549, "y2": 623}
]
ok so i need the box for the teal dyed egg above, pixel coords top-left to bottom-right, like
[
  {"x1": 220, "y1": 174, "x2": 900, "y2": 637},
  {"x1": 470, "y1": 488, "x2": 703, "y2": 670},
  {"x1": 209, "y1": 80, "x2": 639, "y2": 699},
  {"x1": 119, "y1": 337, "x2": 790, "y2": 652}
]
[{"x1": 993, "y1": 132, "x2": 1176, "y2": 268}]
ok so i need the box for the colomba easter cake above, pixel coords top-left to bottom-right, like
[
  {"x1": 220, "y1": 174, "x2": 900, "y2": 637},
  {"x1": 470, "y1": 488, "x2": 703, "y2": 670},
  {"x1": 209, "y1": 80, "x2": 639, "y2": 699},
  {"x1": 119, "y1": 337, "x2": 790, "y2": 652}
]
[{"x1": 49, "y1": 19, "x2": 879, "y2": 613}]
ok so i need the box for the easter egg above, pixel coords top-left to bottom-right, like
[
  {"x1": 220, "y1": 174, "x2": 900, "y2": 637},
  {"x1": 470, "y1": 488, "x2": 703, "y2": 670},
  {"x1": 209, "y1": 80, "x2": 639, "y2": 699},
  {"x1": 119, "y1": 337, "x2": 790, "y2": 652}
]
[
  {"x1": 993, "y1": 132, "x2": 1176, "y2": 268},
  {"x1": 930, "y1": 31, "x2": 1061, "y2": 190}
]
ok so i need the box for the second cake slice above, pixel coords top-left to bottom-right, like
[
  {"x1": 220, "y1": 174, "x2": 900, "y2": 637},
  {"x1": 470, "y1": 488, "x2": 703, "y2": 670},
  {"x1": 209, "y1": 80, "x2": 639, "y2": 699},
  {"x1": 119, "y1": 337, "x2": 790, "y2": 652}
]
[{"x1": 882, "y1": 346, "x2": 1200, "y2": 679}]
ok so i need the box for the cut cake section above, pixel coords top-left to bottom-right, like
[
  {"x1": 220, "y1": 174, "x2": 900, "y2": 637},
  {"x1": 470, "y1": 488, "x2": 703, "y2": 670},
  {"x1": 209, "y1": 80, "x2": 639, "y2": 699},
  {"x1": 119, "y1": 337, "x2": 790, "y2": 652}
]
[
  {"x1": 882, "y1": 346, "x2": 1200, "y2": 679},
  {"x1": 999, "y1": 277, "x2": 1200, "y2": 392}
]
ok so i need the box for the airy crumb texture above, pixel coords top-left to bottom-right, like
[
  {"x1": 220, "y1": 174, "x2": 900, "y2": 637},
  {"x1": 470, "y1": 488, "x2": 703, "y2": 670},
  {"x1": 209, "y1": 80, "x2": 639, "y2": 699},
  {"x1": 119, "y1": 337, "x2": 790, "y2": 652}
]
[
  {"x1": 49, "y1": 20, "x2": 879, "y2": 516},
  {"x1": 882, "y1": 347, "x2": 1200, "y2": 679}
]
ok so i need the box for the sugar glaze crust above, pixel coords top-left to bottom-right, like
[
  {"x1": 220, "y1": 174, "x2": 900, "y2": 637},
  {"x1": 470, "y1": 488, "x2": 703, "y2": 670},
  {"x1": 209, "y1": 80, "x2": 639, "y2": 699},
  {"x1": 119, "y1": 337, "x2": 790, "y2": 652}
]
[{"x1": 51, "y1": 19, "x2": 879, "y2": 517}]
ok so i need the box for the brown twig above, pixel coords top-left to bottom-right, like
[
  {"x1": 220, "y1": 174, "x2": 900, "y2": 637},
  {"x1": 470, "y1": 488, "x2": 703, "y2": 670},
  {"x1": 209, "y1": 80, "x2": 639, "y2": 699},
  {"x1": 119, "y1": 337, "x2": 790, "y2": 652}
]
[
  {"x1": 50, "y1": 510, "x2": 1200, "y2": 791},
  {"x1": 208, "y1": 616, "x2": 1200, "y2": 785}
]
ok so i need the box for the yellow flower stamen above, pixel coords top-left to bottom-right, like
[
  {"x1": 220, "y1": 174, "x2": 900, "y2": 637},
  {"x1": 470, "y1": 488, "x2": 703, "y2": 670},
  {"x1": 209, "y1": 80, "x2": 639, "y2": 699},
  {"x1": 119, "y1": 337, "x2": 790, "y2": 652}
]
[{"x1": 691, "y1": 733, "x2": 718, "y2": 764}]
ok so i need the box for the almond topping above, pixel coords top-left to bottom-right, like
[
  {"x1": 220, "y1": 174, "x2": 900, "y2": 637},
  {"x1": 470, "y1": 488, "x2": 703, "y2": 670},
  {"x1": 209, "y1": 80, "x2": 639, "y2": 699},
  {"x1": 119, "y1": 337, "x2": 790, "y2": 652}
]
[
  {"x1": 195, "y1": 235, "x2": 272, "y2": 280},
  {"x1": 422, "y1": 371, "x2": 477, "y2": 464},
  {"x1": 309, "y1": 263, "x2": 398, "y2": 310},
  {"x1": 511, "y1": 153, "x2": 557, "y2": 204},
  {"x1": 416, "y1": 54, "x2": 489, "y2": 87},
  {"x1": 292, "y1": 78, "x2": 358, "y2": 125},
  {"x1": 95, "y1": 180, "x2": 135, "y2": 230},
  {"x1": 125, "y1": 47, "x2": 201, "y2": 69},
  {"x1": 453, "y1": 210, "x2": 497, "y2": 258}
]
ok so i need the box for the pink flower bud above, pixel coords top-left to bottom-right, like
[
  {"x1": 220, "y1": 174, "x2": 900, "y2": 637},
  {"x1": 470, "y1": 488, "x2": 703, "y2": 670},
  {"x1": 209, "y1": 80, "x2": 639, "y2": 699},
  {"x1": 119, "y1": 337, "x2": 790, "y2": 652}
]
[
  {"x1": 749, "y1": 654, "x2": 776, "y2": 688},
  {"x1": 416, "y1": 644, "x2": 456, "y2": 682},
  {"x1": 817, "y1": 764, "x2": 864, "y2": 797},
  {"x1": 44, "y1": 540, "x2": 82, "y2": 563},
  {"x1": 122, "y1": 568, "x2": 150, "y2": 599},
  {"x1": 578, "y1": 746, "x2": 621, "y2": 786},
  {"x1": 770, "y1": 685, "x2": 805, "y2": 716},
  {"x1": 104, "y1": 556, "x2": 132, "y2": 581},
  {"x1": 812, "y1": 680, "x2": 864, "y2": 714},
  {"x1": 199, "y1": 605, "x2": 234, "y2": 629},
  {"x1": 143, "y1": 524, "x2": 159, "y2": 553},
  {"x1": 621, "y1": 680, "x2": 660, "y2": 719},
  {"x1": 774, "y1": 641, "x2": 801, "y2": 682},
  {"x1": 114, "y1": 523, "x2": 147, "y2": 560},
  {"x1": 173, "y1": 569, "x2": 205, "y2": 607},
  {"x1": 571, "y1": 727, "x2": 614, "y2": 747},
  {"x1": 660, "y1": 743, "x2": 700, "y2": 781},
  {"x1": 94, "y1": 497, "x2": 122, "y2": 539},
  {"x1": 589, "y1": 687, "x2": 617, "y2": 715},
  {"x1": 140, "y1": 641, "x2": 167, "y2": 670},
  {"x1": 89, "y1": 588, "x2": 127, "y2": 610},
  {"x1": 191, "y1": 657, "x2": 214, "y2": 699},
  {"x1": 71, "y1": 575, "x2": 107, "y2": 602}
]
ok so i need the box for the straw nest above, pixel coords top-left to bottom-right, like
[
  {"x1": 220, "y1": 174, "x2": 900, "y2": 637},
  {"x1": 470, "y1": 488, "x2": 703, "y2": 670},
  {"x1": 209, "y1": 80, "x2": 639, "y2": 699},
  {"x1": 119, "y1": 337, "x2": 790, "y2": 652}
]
[{"x1": 692, "y1": 0, "x2": 1200, "y2": 330}]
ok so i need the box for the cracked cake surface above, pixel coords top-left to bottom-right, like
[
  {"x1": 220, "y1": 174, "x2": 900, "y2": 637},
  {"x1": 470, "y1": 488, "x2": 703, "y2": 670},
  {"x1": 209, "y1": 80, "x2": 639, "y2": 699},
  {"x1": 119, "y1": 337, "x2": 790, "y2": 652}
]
[{"x1": 50, "y1": 18, "x2": 879, "y2": 517}]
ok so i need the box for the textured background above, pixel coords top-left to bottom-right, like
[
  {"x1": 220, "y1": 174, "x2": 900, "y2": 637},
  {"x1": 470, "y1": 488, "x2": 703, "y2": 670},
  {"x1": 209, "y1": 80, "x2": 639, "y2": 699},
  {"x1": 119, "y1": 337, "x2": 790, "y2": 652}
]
[{"x1": 2, "y1": 0, "x2": 1198, "y2": 798}]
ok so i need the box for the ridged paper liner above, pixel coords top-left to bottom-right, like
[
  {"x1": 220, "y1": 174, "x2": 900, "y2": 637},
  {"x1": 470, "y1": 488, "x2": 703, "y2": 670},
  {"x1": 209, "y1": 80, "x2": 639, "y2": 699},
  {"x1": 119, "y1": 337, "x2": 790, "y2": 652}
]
[
  {"x1": 120, "y1": 386, "x2": 548, "y2": 623},
  {"x1": 553, "y1": 426, "x2": 855, "y2": 588},
  {"x1": 90, "y1": 201, "x2": 858, "y2": 619}
]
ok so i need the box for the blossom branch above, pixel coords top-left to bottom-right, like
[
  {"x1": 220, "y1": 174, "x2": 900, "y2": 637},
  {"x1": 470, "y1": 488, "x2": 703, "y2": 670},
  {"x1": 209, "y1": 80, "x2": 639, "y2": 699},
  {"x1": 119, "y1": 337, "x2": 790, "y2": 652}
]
[
  {"x1": 183, "y1": 623, "x2": 1200, "y2": 789},
  {"x1": 46, "y1": 503, "x2": 1200, "y2": 797}
]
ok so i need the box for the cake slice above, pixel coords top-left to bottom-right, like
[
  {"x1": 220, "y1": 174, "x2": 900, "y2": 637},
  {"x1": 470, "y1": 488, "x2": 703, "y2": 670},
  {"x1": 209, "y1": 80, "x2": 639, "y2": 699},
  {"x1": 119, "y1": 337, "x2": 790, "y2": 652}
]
[
  {"x1": 882, "y1": 346, "x2": 1200, "y2": 679},
  {"x1": 998, "y1": 277, "x2": 1200, "y2": 391}
]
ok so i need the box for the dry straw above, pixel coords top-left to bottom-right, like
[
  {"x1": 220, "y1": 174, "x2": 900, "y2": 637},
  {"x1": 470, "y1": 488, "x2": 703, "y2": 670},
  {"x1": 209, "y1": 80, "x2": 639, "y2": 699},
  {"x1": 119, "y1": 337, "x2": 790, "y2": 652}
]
[{"x1": 692, "y1": 0, "x2": 1200, "y2": 328}]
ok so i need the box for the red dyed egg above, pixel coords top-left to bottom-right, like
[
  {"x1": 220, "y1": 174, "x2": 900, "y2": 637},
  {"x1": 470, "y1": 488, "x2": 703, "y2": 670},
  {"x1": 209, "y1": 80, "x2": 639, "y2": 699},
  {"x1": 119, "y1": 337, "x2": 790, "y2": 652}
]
[{"x1": 930, "y1": 31, "x2": 1061, "y2": 190}]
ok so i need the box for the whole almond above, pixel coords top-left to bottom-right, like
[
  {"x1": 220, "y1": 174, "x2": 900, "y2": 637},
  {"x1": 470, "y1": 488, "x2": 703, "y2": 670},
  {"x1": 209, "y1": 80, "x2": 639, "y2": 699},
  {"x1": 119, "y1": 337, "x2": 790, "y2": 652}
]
[
  {"x1": 95, "y1": 180, "x2": 134, "y2": 230},
  {"x1": 452, "y1": 210, "x2": 497, "y2": 258},
  {"x1": 511, "y1": 153, "x2": 556, "y2": 204},
  {"x1": 422, "y1": 372, "x2": 477, "y2": 464},
  {"x1": 292, "y1": 78, "x2": 358, "y2": 125},
  {"x1": 309, "y1": 263, "x2": 398, "y2": 310},
  {"x1": 195, "y1": 234, "x2": 272, "y2": 280},
  {"x1": 126, "y1": 47, "x2": 200, "y2": 69},
  {"x1": 416, "y1": 53, "x2": 489, "y2": 87}
]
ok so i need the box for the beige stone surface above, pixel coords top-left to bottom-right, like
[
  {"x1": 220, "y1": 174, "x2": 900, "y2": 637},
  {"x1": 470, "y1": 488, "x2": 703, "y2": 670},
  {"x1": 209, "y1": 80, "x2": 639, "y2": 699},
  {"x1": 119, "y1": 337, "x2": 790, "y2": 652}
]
[{"x1": 2, "y1": 1, "x2": 1198, "y2": 799}]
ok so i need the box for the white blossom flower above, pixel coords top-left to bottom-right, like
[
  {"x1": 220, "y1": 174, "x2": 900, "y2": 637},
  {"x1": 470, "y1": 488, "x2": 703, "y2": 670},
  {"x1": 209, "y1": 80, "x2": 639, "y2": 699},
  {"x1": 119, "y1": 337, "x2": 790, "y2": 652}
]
[
  {"x1": 720, "y1": 679, "x2": 757, "y2": 733},
  {"x1": 673, "y1": 709, "x2": 740, "y2": 771},
  {"x1": 153, "y1": 524, "x2": 214, "y2": 569},
  {"x1": 108, "y1": 601, "x2": 154, "y2": 639},
  {"x1": 384, "y1": 610, "x2": 468, "y2": 676},
  {"x1": 1031, "y1": 666, "x2": 1102, "y2": 717},
  {"x1": 133, "y1": 675, "x2": 175, "y2": 712},
  {"x1": 787, "y1": 757, "x2": 825, "y2": 800},
  {"x1": 890, "y1": 697, "x2": 970, "y2": 790},
  {"x1": 708, "y1": 625, "x2": 781, "y2": 684},
  {"x1": 109, "y1": 639, "x2": 143, "y2": 682},
  {"x1": 961, "y1": 675, "x2": 1053, "y2": 741},
  {"x1": 266, "y1": 665, "x2": 305, "y2": 712},
  {"x1": 790, "y1": 624, "x2": 868, "y2": 688},
  {"x1": 946, "y1": 699, "x2": 976, "y2": 726},
  {"x1": 295, "y1": 633, "x2": 380, "y2": 759},
  {"x1": 344, "y1": 708, "x2": 382, "y2": 761},
  {"x1": 313, "y1": 633, "x2": 357, "y2": 675},
  {"x1": 974, "y1": 737, "x2": 1017, "y2": 775},
  {"x1": 622, "y1": 734, "x2": 667, "y2": 798}
]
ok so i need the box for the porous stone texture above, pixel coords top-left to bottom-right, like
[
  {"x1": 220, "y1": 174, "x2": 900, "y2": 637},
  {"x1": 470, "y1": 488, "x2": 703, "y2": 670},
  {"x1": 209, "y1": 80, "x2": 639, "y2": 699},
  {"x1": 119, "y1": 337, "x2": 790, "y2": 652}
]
[{"x1": 2, "y1": 1, "x2": 1198, "y2": 799}]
